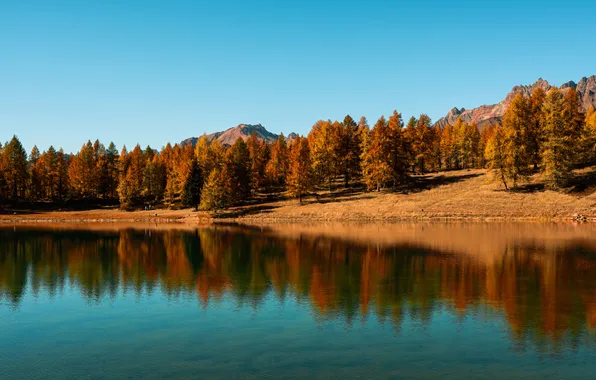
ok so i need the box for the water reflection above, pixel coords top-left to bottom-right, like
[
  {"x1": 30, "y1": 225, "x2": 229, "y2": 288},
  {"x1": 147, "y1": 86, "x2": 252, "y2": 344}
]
[{"x1": 1, "y1": 223, "x2": 596, "y2": 354}]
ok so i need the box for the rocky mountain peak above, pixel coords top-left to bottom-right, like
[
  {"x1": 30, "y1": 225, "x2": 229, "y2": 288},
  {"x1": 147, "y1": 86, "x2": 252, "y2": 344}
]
[
  {"x1": 435, "y1": 75, "x2": 596, "y2": 131},
  {"x1": 181, "y1": 124, "x2": 291, "y2": 147}
]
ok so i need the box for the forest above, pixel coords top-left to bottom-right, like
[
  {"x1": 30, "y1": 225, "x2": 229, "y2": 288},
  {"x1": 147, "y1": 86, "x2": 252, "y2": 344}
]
[{"x1": 1, "y1": 87, "x2": 595, "y2": 211}]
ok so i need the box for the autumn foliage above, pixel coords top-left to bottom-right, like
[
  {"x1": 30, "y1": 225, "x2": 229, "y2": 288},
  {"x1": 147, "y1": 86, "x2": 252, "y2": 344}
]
[{"x1": 1, "y1": 88, "x2": 595, "y2": 210}]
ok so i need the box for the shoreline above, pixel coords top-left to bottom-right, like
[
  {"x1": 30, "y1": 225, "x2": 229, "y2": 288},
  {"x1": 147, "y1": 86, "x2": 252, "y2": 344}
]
[{"x1": 0, "y1": 213, "x2": 593, "y2": 225}]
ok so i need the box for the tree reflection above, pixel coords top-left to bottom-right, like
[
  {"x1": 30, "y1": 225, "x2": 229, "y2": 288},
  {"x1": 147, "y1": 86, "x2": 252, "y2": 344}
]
[{"x1": 1, "y1": 226, "x2": 595, "y2": 352}]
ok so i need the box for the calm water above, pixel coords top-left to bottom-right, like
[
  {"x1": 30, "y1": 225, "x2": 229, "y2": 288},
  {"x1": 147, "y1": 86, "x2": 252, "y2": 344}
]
[{"x1": 1, "y1": 223, "x2": 596, "y2": 379}]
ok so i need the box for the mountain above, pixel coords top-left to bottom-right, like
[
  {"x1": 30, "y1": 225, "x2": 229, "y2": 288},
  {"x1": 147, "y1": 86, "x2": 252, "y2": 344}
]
[
  {"x1": 182, "y1": 124, "x2": 288, "y2": 147},
  {"x1": 435, "y1": 76, "x2": 596, "y2": 130}
]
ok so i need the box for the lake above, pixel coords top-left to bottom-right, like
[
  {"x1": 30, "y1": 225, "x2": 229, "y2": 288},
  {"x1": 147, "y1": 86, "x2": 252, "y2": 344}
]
[{"x1": 1, "y1": 223, "x2": 596, "y2": 379}]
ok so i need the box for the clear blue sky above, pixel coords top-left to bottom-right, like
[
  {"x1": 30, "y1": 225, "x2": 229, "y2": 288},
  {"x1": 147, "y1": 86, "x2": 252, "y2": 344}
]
[{"x1": 1, "y1": 0, "x2": 595, "y2": 153}]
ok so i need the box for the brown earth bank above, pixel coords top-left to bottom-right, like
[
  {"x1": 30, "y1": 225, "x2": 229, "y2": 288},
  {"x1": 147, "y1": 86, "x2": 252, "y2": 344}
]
[{"x1": 1, "y1": 169, "x2": 595, "y2": 224}]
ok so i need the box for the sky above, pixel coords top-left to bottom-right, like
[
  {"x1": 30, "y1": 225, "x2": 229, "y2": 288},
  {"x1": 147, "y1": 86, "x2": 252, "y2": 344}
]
[{"x1": 1, "y1": 0, "x2": 595, "y2": 153}]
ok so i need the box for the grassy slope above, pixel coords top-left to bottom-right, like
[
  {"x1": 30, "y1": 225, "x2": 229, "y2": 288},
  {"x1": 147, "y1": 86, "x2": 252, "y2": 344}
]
[
  {"x1": 1, "y1": 169, "x2": 595, "y2": 223},
  {"x1": 228, "y1": 169, "x2": 596, "y2": 222}
]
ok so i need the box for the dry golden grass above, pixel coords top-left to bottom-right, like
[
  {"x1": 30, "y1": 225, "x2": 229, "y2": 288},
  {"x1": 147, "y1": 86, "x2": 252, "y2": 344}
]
[{"x1": 231, "y1": 169, "x2": 596, "y2": 222}]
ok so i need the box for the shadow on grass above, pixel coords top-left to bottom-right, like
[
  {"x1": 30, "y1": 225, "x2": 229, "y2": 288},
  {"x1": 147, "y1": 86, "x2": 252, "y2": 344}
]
[
  {"x1": 0, "y1": 200, "x2": 120, "y2": 215},
  {"x1": 307, "y1": 184, "x2": 374, "y2": 205},
  {"x1": 214, "y1": 205, "x2": 278, "y2": 219},
  {"x1": 400, "y1": 172, "x2": 483, "y2": 194},
  {"x1": 510, "y1": 183, "x2": 546, "y2": 193},
  {"x1": 568, "y1": 170, "x2": 596, "y2": 196}
]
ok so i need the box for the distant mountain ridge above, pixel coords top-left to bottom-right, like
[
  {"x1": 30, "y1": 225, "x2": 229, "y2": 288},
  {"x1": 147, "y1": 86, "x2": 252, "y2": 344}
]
[
  {"x1": 435, "y1": 76, "x2": 596, "y2": 130},
  {"x1": 182, "y1": 124, "x2": 295, "y2": 147},
  {"x1": 182, "y1": 76, "x2": 596, "y2": 145}
]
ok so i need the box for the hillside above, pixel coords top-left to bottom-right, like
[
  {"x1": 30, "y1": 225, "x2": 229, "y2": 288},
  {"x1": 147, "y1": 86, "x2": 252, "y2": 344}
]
[
  {"x1": 435, "y1": 76, "x2": 596, "y2": 130},
  {"x1": 222, "y1": 169, "x2": 596, "y2": 222}
]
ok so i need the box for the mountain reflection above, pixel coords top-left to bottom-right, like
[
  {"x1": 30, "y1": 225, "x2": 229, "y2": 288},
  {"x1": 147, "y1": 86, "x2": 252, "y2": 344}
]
[{"x1": 1, "y1": 224, "x2": 596, "y2": 352}]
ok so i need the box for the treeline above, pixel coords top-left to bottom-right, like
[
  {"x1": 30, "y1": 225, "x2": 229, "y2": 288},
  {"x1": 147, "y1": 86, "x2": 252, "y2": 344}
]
[{"x1": 1, "y1": 87, "x2": 595, "y2": 210}]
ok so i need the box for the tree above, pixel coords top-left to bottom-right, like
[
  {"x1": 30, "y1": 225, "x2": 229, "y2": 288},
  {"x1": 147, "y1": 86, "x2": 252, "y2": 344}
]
[
  {"x1": 200, "y1": 169, "x2": 229, "y2": 211},
  {"x1": 387, "y1": 111, "x2": 409, "y2": 187},
  {"x1": 287, "y1": 136, "x2": 312, "y2": 203},
  {"x1": 528, "y1": 87, "x2": 546, "y2": 169},
  {"x1": 479, "y1": 125, "x2": 497, "y2": 168},
  {"x1": 335, "y1": 115, "x2": 363, "y2": 187},
  {"x1": 1, "y1": 136, "x2": 29, "y2": 200},
  {"x1": 0, "y1": 142, "x2": 6, "y2": 202},
  {"x1": 440, "y1": 123, "x2": 456, "y2": 170},
  {"x1": 266, "y1": 134, "x2": 289, "y2": 186},
  {"x1": 68, "y1": 141, "x2": 98, "y2": 199},
  {"x1": 485, "y1": 126, "x2": 509, "y2": 190},
  {"x1": 581, "y1": 106, "x2": 596, "y2": 165},
  {"x1": 361, "y1": 116, "x2": 392, "y2": 191},
  {"x1": 454, "y1": 120, "x2": 480, "y2": 169},
  {"x1": 97, "y1": 142, "x2": 119, "y2": 200},
  {"x1": 541, "y1": 88, "x2": 575, "y2": 188},
  {"x1": 143, "y1": 154, "x2": 166, "y2": 203},
  {"x1": 182, "y1": 159, "x2": 203, "y2": 210},
  {"x1": 411, "y1": 114, "x2": 436, "y2": 173},
  {"x1": 163, "y1": 144, "x2": 194, "y2": 208},
  {"x1": 117, "y1": 144, "x2": 146, "y2": 208},
  {"x1": 226, "y1": 139, "x2": 251, "y2": 202},
  {"x1": 246, "y1": 131, "x2": 269, "y2": 191},
  {"x1": 308, "y1": 120, "x2": 338, "y2": 191},
  {"x1": 404, "y1": 116, "x2": 418, "y2": 172},
  {"x1": 501, "y1": 92, "x2": 532, "y2": 188},
  {"x1": 195, "y1": 136, "x2": 225, "y2": 178},
  {"x1": 563, "y1": 87, "x2": 584, "y2": 137},
  {"x1": 56, "y1": 148, "x2": 70, "y2": 201},
  {"x1": 29, "y1": 145, "x2": 42, "y2": 201}
]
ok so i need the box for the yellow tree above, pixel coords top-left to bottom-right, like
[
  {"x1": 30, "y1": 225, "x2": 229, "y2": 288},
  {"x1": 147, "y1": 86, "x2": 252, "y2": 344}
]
[
  {"x1": 163, "y1": 144, "x2": 194, "y2": 208},
  {"x1": 456, "y1": 121, "x2": 480, "y2": 169},
  {"x1": 68, "y1": 141, "x2": 98, "y2": 199},
  {"x1": 143, "y1": 153, "x2": 166, "y2": 203},
  {"x1": 56, "y1": 148, "x2": 69, "y2": 201},
  {"x1": 485, "y1": 126, "x2": 509, "y2": 189},
  {"x1": 0, "y1": 142, "x2": 5, "y2": 201},
  {"x1": 29, "y1": 145, "x2": 42, "y2": 201},
  {"x1": 528, "y1": 87, "x2": 546, "y2": 169},
  {"x1": 266, "y1": 134, "x2": 289, "y2": 186},
  {"x1": 563, "y1": 87, "x2": 584, "y2": 137},
  {"x1": 335, "y1": 115, "x2": 363, "y2": 187},
  {"x1": 501, "y1": 92, "x2": 532, "y2": 188},
  {"x1": 440, "y1": 123, "x2": 456, "y2": 170},
  {"x1": 287, "y1": 136, "x2": 312, "y2": 203},
  {"x1": 582, "y1": 106, "x2": 596, "y2": 165},
  {"x1": 361, "y1": 116, "x2": 392, "y2": 191},
  {"x1": 246, "y1": 131, "x2": 269, "y2": 191},
  {"x1": 479, "y1": 125, "x2": 497, "y2": 168},
  {"x1": 308, "y1": 120, "x2": 338, "y2": 191},
  {"x1": 225, "y1": 138, "x2": 252, "y2": 202},
  {"x1": 195, "y1": 136, "x2": 225, "y2": 179},
  {"x1": 200, "y1": 169, "x2": 230, "y2": 211},
  {"x1": 97, "y1": 142, "x2": 119, "y2": 200},
  {"x1": 404, "y1": 116, "x2": 418, "y2": 172},
  {"x1": 1, "y1": 136, "x2": 29, "y2": 200},
  {"x1": 117, "y1": 144, "x2": 145, "y2": 207},
  {"x1": 541, "y1": 88, "x2": 575, "y2": 188},
  {"x1": 412, "y1": 114, "x2": 436, "y2": 173},
  {"x1": 387, "y1": 111, "x2": 410, "y2": 187}
]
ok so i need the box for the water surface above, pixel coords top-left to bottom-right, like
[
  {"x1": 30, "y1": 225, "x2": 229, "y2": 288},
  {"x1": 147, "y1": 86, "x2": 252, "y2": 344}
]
[{"x1": 1, "y1": 223, "x2": 596, "y2": 379}]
